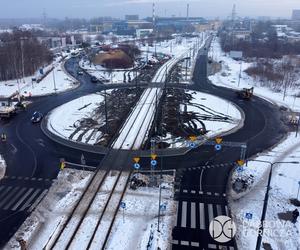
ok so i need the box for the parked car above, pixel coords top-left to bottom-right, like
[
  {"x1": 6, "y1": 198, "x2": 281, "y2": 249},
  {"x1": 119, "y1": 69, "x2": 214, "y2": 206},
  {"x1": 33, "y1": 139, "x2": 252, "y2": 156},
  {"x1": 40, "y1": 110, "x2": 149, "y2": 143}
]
[
  {"x1": 31, "y1": 111, "x2": 43, "y2": 123},
  {"x1": 91, "y1": 76, "x2": 98, "y2": 83}
]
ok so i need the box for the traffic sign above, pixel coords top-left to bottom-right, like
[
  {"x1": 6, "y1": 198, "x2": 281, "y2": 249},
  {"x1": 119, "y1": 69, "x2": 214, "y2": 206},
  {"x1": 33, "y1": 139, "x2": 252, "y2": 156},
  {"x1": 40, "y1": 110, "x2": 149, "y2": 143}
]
[
  {"x1": 151, "y1": 160, "x2": 157, "y2": 166},
  {"x1": 237, "y1": 160, "x2": 245, "y2": 166},
  {"x1": 151, "y1": 154, "x2": 157, "y2": 160},
  {"x1": 160, "y1": 204, "x2": 167, "y2": 211},
  {"x1": 215, "y1": 137, "x2": 223, "y2": 144},
  {"x1": 133, "y1": 163, "x2": 141, "y2": 169},
  {"x1": 189, "y1": 135, "x2": 197, "y2": 142},
  {"x1": 236, "y1": 166, "x2": 244, "y2": 173},
  {"x1": 189, "y1": 142, "x2": 196, "y2": 148},
  {"x1": 120, "y1": 202, "x2": 126, "y2": 209},
  {"x1": 245, "y1": 213, "x2": 253, "y2": 220},
  {"x1": 133, "y1": 157, "x2": 140, "y2": 163},
  {"x1": 215, "y1": 144, "x2": 222, "y2": 151}
]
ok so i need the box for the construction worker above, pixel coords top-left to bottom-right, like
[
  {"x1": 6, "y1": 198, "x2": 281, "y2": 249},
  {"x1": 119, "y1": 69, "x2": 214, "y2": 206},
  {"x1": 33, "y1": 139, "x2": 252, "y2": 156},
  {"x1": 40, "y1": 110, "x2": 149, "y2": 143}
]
[{"x1": 292, "y1": 209, "x2": 299, "y2": 223}]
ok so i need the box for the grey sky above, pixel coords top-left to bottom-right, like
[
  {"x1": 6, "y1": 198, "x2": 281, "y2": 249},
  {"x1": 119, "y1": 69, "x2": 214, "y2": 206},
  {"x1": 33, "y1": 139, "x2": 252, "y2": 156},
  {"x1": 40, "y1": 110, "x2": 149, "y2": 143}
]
[{"x1": 0, "y1": 0, "x2": 299, "y2": 19}]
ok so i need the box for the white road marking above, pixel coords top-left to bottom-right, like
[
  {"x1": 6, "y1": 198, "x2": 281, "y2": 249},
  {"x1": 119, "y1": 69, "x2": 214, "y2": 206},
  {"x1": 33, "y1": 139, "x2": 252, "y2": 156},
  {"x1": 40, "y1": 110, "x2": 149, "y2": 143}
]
[
  {"x1": 191, "y1": 202, "x2": 196, "y2": 228},
  {"x1": 216, "y1": 204, "x2": 223, "y2": 216},
  {"x1": 199, "y1": 202, "x2": 205, "y2": 230},
  {"x1": 181, "y1": 201, "x2": 187, "y2": 227},
  {"x1": 0, "y1": 187, "x2": 19, "y2": 208},
  {"x1": 199, "y1": 169, "x2": 204, "y2": 191},
  {"x1": 181, "y1": 241, "x2": 189, "y2": 246},
  {"x1": 191, "y1": 242, "x2": 200, "y2": 247},
  {"x1": 11, "y1": 188, "x2": 34, "y2": 211},
  {"x1": 208, "y1": 204, "x2": 214, "y2": 224},
  {"x1": 225, "y1": 205, "x2": 229, "y2": 216},
  {"x1": 29, "y1": 189, "x2": 48, "y2": 212},
  {"x1": 19, "y1": 189, "x2": 41, "y2": 211},
  {"x1": 3, "y1": 187, "x2": 26, "y2": 210},
  {"x1": 0, "y1": 186, "x2": 13, "y2": 200}
]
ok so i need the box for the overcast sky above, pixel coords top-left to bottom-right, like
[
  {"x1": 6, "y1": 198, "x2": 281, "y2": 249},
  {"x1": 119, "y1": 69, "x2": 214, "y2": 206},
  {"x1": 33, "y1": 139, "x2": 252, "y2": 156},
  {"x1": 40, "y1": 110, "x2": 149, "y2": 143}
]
[{"x1": 0, "y1": 0, "x2": 299, "y2": 19}]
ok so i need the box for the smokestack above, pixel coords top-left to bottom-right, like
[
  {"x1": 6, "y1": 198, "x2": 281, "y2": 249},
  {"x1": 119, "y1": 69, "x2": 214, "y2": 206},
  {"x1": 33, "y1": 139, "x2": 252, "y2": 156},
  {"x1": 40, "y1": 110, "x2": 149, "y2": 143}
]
[
  {"x1": 186, "y1": 3, "x2": 189, "y2": 21},
  {"x1": 152, "y1": 3, "x2": 156, "y2": 28}
]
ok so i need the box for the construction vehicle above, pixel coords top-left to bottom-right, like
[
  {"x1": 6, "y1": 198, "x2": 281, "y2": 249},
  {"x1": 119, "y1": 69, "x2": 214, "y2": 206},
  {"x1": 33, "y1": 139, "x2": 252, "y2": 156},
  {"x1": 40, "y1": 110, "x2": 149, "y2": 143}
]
[{"x1": 236, "y1": 87, "x2": 254, "y2": 100}]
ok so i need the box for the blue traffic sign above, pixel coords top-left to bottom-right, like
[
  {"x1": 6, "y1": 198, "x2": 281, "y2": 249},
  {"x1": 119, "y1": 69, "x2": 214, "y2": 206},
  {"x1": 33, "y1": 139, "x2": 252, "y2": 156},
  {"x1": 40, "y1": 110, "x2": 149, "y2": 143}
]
[
  {"x1": 120, "y1": 202, "x2": 126, "y2": 209},
  {"x1": 245, "y1": 212, "x2": 253, "y2": 220},
  {"x1": 133, "y1": 163, "x2": 141, "y2": 169},
  {"x1": 151, "y1": 160, "x2": 157, "y2": 166},
  {"x1": 189, "y1": 142, "x2": 196, "y2": 148},
  {"x1": 215, "y1": 144, "x2": 222, "y2": 151},
  {"x1": 160, "y1": 204, "x2": 167, "y2": 211},
  {"x1": 237, "y1": 166, "x2": 244, "y2": 173}
]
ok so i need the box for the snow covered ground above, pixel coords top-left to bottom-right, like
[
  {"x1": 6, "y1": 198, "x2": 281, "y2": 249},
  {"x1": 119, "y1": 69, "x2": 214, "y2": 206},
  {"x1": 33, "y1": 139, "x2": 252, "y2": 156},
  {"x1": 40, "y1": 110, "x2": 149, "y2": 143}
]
[
  {"x1": 186, "y1": 90, "x2": 241, "y2": 137},
  {"x1": 5, "y1": 168, "x2": 92, "y2": 250},
  {"x1": 98, "y1": 174, "x2": 176, "y2": 250},
  {"x1": 0, "y1": 154, "x2": 6, "y2": 180},
  {"x1": 0, "y1": 56, "x2": 78, "y2": 98},
  {"x1": 6, "y1": 169, "x2": 176, "y2": 250},
  {"x1": 79, "y1": 60, "x2": 139, "y2": 84},
  {"x1": 230, "y1": 132, "x2": 300, "y2": 250},
  {"x1": 47, "y1": 92, "x2": 105, "y2": 145},
  {"x1": 209, "y1": 37, "x2": 300, "y2": 111},
  {"x1": 209, "y1": 37, "x2": 300, "y2": 249}
]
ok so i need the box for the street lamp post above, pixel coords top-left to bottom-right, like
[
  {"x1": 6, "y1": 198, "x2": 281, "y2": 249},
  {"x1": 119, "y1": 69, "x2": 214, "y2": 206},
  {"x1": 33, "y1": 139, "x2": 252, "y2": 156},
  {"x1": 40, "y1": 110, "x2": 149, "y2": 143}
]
[{"x1": 248, "y1": 159, "x2": 299, "y2": 250}]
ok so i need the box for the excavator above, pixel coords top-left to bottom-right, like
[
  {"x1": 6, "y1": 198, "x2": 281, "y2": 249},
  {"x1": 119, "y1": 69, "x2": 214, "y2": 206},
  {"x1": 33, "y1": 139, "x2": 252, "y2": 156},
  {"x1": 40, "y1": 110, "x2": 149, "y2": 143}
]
[{"x1": 236, "y1": 87, "x2": 254, "y2": 100}]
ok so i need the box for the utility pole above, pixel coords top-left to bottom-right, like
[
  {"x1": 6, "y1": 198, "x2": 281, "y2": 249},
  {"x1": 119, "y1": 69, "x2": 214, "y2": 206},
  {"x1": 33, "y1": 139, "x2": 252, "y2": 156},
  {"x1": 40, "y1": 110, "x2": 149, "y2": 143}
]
[
  {"x1": 238, "y1": 62, "x2": 242, "y2": 87},
  {"x1": 52, "y1": 67, "x2": 57, "y2": 92},
  {"x1": 104, "y1": 88, "x2": 108, "y2": 134},
  {"x1": 20, "y1": 37, "x2": 26, "y2": 83}
]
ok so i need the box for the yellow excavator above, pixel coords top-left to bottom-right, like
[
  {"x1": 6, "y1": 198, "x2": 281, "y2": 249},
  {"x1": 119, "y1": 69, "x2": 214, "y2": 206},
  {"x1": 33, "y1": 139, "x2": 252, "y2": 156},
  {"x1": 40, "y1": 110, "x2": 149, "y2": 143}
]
[{"x1": 236, "y1": 87, "x2": 254, "y2": 100}]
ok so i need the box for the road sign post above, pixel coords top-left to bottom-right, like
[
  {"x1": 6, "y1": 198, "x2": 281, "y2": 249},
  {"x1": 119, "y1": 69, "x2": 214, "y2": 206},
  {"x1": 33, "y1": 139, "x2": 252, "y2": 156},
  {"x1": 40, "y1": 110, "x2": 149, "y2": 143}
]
[
  {"x1": 297, "y1": 181, "x2": 300, "y2": 200},
  {"x1": 120, "y1": 202, "x2": 126, "y2": 223}
]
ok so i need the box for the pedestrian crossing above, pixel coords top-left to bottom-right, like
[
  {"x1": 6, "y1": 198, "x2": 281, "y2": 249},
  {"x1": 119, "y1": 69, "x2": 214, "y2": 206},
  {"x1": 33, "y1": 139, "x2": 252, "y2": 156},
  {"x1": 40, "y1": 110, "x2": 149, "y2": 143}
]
[
  {"x1": 176, "y1": 200, "x2": 229, "y2": 230},
  {"x1": 0, "y1": 184, "x2": 48, "y2": 212}
]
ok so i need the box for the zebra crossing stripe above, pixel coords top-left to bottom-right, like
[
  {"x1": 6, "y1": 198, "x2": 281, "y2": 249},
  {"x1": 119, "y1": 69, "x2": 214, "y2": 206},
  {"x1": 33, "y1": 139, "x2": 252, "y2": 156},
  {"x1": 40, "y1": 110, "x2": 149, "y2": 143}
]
[
  {"x1": 19, "y1": 189, "x2": 41, "y2": 211},
  {"x1": 181, "y1": 201, "x2": 187, "y2": 227},
  {"x1": 208, "y1": 204, "x2": 214, "y2": 224},
  {"x1": 11, "y1": 188, "x2": 34, "y2": 211},
  {"x1": 0, "y1": 186, "x2": 13, "y2": 200},
  {"x1": 216, "y1": 204, "x2": 223, "y2": 216},
  {"x1": 190, "y1": 202, "x2": 196, "y2": 229},
  {"x1": 3, "y1": 187, "x2": 27, "y2": 210},
  {"x1": 0, "y1": 187, "x2": 20, "y2": 208},
  {"x1": 199, "y1": 202, "x2": 205, "y2": 230},
  {"x1": 29, "y1": 189, "x2": 48, "y2": 212}
]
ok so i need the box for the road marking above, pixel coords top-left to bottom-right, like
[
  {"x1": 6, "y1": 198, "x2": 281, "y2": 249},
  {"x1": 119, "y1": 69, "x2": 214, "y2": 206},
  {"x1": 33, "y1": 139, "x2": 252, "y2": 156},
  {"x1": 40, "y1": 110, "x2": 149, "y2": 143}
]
[
  {"x1": 181, "y1": 201, "x2": 187, "y2": 228},
  {"x1": 199, "y1": 191, "x2": 204, "y2": 195},
  {"x1": 191, "y1": 202, "x2": 196, "y2": 228},
  {"x1": 208, "y1": 204, "x2": 214, "y2": 224},
  {"x1": 207, "y1": 192, "x2": 212, "y2": 195},
  {"x1": 3, "y1": 187, "x2": 27, "y2": 210},
  {"x1": 172, "y1": 240, "x2": 179, "y2": 245},
  {"x1": 199, "y1": 202, "x2": 205, "y2": 230},
  {"x1": 215, "y1": 193, "x2": 219, "y2": 196},
  {"x1": 0, "y1": 186, "x2": 13, "y2": 200},
  {"x1": 191, "y1": 190, "x2": 196, "y2": 194},
  {"x1": 191, "y1": 242, "x2": 200, "y2": 247},
  {"x1": 181, "y1": 241, "x2": 189, "y2": 246},
  {"x1": 216, "y1": 204, "x2": 223, "y2": 216},
  {"x1": 19, "y1": 189, "x2": 41, "y2": 211},
  {"x1": 183, "y1": 189, "x2": 188, "y2": 193},
  {"x1": 225, "y1": 205, "x2": 229, "y2": 216},
  {"x1": 11, "y1": 188, "x2": 34, "y2": 211},
  {"x1": 208, "y1": 244, "x2": 217, "y2": 249},
  {"x1": 29, "y1": 189, "x2": 48, "y2": 212},
  {"x1": 199, "y1": 169, "x2": 204, "y2": 191},
  {"x1": 0, "y1": 187, "x2": 19, "y2": 208}
]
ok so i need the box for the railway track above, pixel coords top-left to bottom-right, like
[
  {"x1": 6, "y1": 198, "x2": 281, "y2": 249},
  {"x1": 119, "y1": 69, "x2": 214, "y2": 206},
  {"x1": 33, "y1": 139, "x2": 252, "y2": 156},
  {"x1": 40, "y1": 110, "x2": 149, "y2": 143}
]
[{"x1": 43, "y1": 45, "x2": 201, "y2": 250}]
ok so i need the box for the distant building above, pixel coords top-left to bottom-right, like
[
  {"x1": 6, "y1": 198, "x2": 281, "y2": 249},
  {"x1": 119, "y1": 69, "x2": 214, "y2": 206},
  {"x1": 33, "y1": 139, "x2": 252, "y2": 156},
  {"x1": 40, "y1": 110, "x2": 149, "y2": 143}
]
[
  {"x1": 136, "y1": 29, "x2": 153, "y2": 38},
  {"x1": 292, "y1": 10, "x2": 300, "y2": 20},
  {"x1": 125, "y1": 15, "x2": 139, "y2": 21},
  {"x1": 229, "y1": 51, "x2": 243, "y2": 59}
]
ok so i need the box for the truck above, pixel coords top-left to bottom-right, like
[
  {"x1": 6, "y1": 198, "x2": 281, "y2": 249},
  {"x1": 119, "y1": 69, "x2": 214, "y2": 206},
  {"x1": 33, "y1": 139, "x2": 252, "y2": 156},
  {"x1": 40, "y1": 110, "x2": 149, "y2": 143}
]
[{"x1": 236, "y1": 87, "x2": 254, "y2": 100}]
